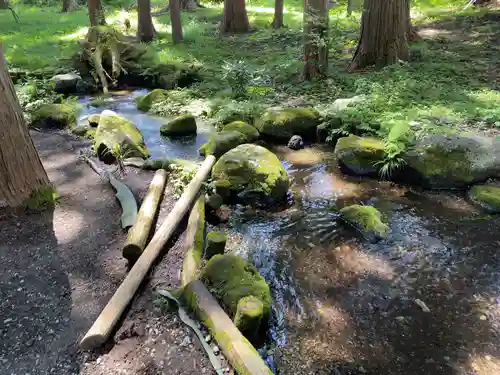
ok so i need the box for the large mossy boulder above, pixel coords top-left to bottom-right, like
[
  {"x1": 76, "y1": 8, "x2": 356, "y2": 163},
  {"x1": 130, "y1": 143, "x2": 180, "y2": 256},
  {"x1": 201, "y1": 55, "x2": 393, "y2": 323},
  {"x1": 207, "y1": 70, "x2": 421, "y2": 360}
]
[
  {"x1": 51, "y1": 73, "x2": 82, "y2": 94},
  {"x1": 339, "y1": 204, "x2": 389, "y2": 243},
  {"x1": 31, "y1": 103, "x2": 79, "y2": 129},
  {"x1": 94, "y1": 110, "x2": 150, "y2": 163},
  {"x1": 211, "y1": 144, "x2": 289, "y2": 206},
  {"x1": 199, "y1": 131, "x2": 247, "y2": 159},
  {"x1": 160, "y1": 114, "x2": 197, "y2": 137},
  {"x1": 255, "y1": 107, "x2": 321, "y2": 141},
  {"x1": 467, "y1": 185, "x2": 500, "y2": 213},
  {"x1": 404, "y1": 134, "x2": 500, "y2": 189},
  {"x1": 334, "y1": 135, "x2": 386, "y2": 176},
  {"x1": 200, "y1": 254, "x2": 271, "y2": 323},
  {"x1": 222, "y1": 121, "x2": 259, "y2": 142},
  {"x1": 134, "y1": 89, "x2": 168, "y2": 112}
]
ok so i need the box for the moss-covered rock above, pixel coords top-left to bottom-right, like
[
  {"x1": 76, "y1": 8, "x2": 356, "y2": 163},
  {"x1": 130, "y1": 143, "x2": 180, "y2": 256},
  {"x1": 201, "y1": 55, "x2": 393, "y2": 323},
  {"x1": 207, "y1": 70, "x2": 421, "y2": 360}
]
[
  {"x1": 468, "y1": 185, "x2": 500, "y2": 213},
  {"x1": 205, "y1": 231, "x2": 227, "y2": 259},
  {"x1": 71, "y1": 124, "x2": 91, "y2": 137},
  {"x1": 160, "y1": 114, "x2": 197, "y2": 137},
  {"x1": 222, "y1": 121, "x2": 259, "y2": 142},
  {"x1": 254, "y1": 107, "x2": 321, "y2": 141},
  {"x1": 199, "y1": 131, "x2": 247, "y2": 159},
  {"x1": 89, "y1": 97, "x2": 109, "y2": 108},
  {"x1": 404, "y1": 134, "x2": 500, "y2": 189},
  {"x1": 334, "y1": 135, "x2": 386, "y2": 176},
  {"x1": 211, "y1": 144, "x2": 290, "y2": 206},
  {"x1": 94, "y1": 110, "x2": 150, "y2": 163},
  {"x1": 339, "y1": 204, "x2": 389, "y2": 242},
  {"x1": 31, "y1": 104, "x2": 79, "y2": 129},
  {"x1": 124, "y1": 157, "x2": 198, "y2": 171},
  {"x1": 200, "y1": 254, "x2": 271, "y2": 321},
  {"x1": 134, "y1": 89, "x2": 168, "y2": 112},
  {"x1": 234, "y1": 296, "x2": 264, "y2": 339}
]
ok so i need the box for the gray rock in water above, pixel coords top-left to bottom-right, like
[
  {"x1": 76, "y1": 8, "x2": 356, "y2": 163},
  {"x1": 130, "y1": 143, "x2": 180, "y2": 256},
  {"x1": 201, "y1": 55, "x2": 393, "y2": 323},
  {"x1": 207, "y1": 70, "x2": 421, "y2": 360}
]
[
  {"x1": 51, "y1": 73, "x2": 82, "y2": 94},
  {"x1": 288, "y1": 135, "x2": 304, "y2": 150},
  {"x1": 404, "y1": 133, "x2": 500, "y2": 189}
]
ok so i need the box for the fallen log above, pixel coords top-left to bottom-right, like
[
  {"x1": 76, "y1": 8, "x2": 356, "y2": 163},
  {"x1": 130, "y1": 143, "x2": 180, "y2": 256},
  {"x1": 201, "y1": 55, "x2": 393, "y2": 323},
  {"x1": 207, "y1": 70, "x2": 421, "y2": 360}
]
[
  {"x1": 181, "y1": 195, "x2": 206, "y2": 286},
  {"x1": 122, "y1": 169, "x2": 168, "y2": 263},
  {"x1": 183, "y1": 280, "x2": 273, "y2": 375},
  {"x1": 79, "y1": 155, "x2": 216, "y2": 350}
]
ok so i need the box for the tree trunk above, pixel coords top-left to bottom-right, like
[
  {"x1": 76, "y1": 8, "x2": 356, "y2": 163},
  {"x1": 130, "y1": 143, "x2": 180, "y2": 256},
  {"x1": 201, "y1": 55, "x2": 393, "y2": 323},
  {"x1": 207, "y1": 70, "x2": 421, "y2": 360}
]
[
  {"x1": 220, "y1": 0, "x2": 250, "y2": 33},
  {"x1": 348, "y1": 0, "x2": 409, "y2": 72},
  {"x1": 88, "y1": 0, "x2": 106, "y2": 26},
  {"x1": 303, "y1": 0, "x2": 329, "y2": 79},
  {"x1": 62, "y1": 0, "x2": 78, "y2": 12},
  {"x1": 180, "y1": 0, "x2": 198, "y2": 10},
  {"x1": 347, "y1": 0, "x2": 353, "y2": 15},
  {"x1": 271, "y1": 0, "x2": 284, "y2": 28},
  {"x1": 169, "y1": 0, "x2": 184, "y2": 43},
  {"x1": 137, "y1": 0, "x2": 156, "y2": 42},
  {"x1": 0, "y1": 43, "x2": 51, "y2": 208}
]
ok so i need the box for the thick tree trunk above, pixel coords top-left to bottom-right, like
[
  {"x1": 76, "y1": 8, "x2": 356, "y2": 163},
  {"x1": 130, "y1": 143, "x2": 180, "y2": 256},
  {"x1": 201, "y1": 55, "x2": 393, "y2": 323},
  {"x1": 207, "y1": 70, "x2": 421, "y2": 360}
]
[
  {"x1": 220, "y1": 0, "x2": 250, "y2": 33},
  {"x1": 169, "y1": 0, "x2": 184, "y2": 43},
  {"x1": 271, "y1": 0, "x2": 284, "y2": 28},
  {"x1": 88, "y1": 0, "x2": 106, "y2": 26},
  {"x1": 303, "y1": 0, "x2": 329, "y2": 79},
  {"x1": 348, "y1": 0, "x2": 409, "y2": 72},
  {"x1": 180, "y1": 0, "x2": 198, "y2": 10},
  {"x1": 62, "y1": 0, "x2": 78, "y2": 12},
  {"x1": 347, "y1": 0, "x2": 353, "y2": 15},
  {"x1": 0, "y1": 43, "x2": 51, "y2": 208},
  {"x1": 137, "y1": 0, "x2": 156, "y2": 42}
]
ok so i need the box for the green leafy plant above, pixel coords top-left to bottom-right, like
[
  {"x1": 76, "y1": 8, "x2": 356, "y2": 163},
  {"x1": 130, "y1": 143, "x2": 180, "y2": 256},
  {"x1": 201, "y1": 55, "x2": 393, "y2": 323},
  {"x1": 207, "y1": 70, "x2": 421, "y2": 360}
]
[
  {"x1": 221, "y1": 60, "x2": 252, "y2": 99},
  {"x1": 25, "y1": 186, "x2": 59, "y2": 211},
  {"x1": 374, "y1": 121, "x2": 410, "y2": 180}
]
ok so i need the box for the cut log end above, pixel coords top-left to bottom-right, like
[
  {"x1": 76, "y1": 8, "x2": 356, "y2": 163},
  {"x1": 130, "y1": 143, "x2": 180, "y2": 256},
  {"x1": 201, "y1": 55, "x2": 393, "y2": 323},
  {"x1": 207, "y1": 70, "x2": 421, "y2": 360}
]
[
  {"x1": 79, "y1": 333, "x2": 105, "y2": 350},
  {"x1": 122, "y1": 243, "x2": 142, "y2": 263}
]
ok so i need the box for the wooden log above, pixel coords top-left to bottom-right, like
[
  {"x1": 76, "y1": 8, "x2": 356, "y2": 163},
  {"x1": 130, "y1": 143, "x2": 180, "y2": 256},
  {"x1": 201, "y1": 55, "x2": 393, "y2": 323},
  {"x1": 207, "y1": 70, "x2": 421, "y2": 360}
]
[
  {"x1": 183, "y1": 280, "x2": 273, "y2": 375},
  {"x1": 234, "y1": 295, "x2": 264, "y2": 338},
  {"x1": 205, "y1": 231, "x2": 226, "y2": 260},
  {"x1": 181, "y1": 195, "x2": 206, "y2": 287},
  {"x1": 79, "y1": 155, "x2": 216, "y2": 350},
  {"x1": 123, "y1": 169, "x2": 168, "y2": 263}
]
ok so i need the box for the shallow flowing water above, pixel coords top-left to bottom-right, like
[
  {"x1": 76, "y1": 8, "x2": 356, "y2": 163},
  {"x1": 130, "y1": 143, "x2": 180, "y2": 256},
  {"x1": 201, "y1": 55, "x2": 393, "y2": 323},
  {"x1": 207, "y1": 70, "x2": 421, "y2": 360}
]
[{"x1": 80, "y1": 94, "x2": 500, "y2": 375}]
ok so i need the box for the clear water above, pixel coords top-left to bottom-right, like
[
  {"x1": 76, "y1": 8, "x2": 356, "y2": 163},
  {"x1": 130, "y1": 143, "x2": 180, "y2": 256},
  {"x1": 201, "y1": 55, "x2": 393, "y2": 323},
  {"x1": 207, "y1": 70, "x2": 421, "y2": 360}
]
[{"x1": 81, "y1": 94, "x2": 500, "y2": 375}]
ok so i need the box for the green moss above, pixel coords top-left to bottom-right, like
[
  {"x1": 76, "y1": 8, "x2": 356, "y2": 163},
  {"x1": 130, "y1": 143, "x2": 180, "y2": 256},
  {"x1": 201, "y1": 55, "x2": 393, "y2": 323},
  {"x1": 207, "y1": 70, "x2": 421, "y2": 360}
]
[
  {"x1": 182, "y1": 196, "x2": 206, "y2": 286},
  {"x1": 334, "y1": 135, "x2": 386, "y2": 176},
  {"x1": 71, "y1": 124, "x2": 91, "y2": 136},
  {"x1": 31, "y1": 103, "x2": 79, "y2": 129},
  {"x1": 134, "y1": 89, "x2": 168, "y2": 112},
  {"x1": 199, "y1": 131, "x2": 247, "y2": 158},
  {"x1": 160, "y1": 114, "x2": 197, "y2": 136},
  {"x1": 89, "y1": 97, "x2": 108, "y2": 107},
  {"x1": 24, "y1": 186, "x2": 59, "y2": 211},
  {"x1": 254, "y1": 107, "x2": 321, "y2": 140},
  {"x1": 468, "y1": 185, "x2": 500, "y2": 213},
  {"x1": 205, "y1": 231, "x2": 227, "y2": 259},
  {"x1": 211, "y1": 144, "x2": 290, "y2": 205},
  {"x1": 200, "y1": 254, "x2": 271, "y2": 320},
  {"x1": 234, "y1": 295, "x2": 264, "y2": 336},
  {"x1": 93, "y1": 110, "x2": 150, "y2": 161},
  {"x1": 222, "y1": 121, "x2": 259, "y2": 142},
  {"x1": 339, "y1": 204, "x2": 389, "y2": 241}
]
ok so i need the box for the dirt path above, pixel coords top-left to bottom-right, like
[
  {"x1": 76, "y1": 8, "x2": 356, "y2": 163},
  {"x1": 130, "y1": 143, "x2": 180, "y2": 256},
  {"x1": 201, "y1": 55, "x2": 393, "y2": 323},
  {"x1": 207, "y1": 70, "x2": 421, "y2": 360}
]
[{"x1": 0, "y1": 131, "x2": 219, "y2": 375}]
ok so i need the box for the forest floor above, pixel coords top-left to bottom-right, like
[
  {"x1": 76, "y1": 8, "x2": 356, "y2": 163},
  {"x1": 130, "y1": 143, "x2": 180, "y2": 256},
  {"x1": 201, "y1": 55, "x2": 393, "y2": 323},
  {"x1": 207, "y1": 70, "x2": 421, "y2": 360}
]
[{"x1": 0, "y1": 130, "x2": 221, "y2": 375}]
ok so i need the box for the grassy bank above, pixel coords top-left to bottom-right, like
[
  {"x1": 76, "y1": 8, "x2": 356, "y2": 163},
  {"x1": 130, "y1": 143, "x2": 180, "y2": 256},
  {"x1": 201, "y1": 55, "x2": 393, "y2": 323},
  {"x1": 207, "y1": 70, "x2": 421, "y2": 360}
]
[{"x1": 2, "y1": 0, "x2": 500, "y2": 135}]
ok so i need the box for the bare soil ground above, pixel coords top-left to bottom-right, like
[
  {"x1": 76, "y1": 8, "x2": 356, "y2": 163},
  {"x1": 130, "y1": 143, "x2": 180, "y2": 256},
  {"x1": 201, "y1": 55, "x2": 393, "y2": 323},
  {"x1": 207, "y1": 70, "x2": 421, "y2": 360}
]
[{"x1": 0, "y1": 131, "x2": 220, "y2": 375}]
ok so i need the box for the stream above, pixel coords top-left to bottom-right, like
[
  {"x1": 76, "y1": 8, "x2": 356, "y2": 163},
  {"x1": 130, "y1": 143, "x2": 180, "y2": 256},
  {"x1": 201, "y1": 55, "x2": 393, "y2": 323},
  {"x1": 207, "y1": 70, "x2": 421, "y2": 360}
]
[{"x1": 79, "y1": 92, "x2": 500, "y2": 375}]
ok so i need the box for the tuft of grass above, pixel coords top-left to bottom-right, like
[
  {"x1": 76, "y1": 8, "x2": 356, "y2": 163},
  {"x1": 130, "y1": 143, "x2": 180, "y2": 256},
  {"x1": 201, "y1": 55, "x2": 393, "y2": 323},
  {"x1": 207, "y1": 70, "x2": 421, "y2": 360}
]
[{"x1": 24, "y1": 186, "x2": 59, "y2": 211}]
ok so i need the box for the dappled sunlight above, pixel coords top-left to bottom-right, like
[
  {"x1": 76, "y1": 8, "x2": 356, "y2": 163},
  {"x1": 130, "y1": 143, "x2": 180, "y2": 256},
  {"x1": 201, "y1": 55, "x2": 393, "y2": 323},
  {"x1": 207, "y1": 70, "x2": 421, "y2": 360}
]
[
  {"x1": 467, "y1": 354, "x2": 500, "y2": 374},
  {"x1": 53, "y1": 208, "x2": 87, "y2": 245}
]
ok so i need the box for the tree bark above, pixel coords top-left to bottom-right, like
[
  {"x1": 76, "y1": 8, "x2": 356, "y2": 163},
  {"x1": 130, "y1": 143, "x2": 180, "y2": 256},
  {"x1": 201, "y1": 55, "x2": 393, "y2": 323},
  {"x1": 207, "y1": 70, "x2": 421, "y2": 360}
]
[
  {"x1": 88, "y1": 0, "x2": 106, "y2": 26},
  {"x1": 347, "y1": 0, "x2": 353, "y2": 15},
  {"x1": 303, "y1": 0, "x2": 329, "y2": 79},
  {"x1": 348, "y1": 0, "x2": 410, "y2": 72},
  {"x1": 170, "y1": 0, "x2": 184, "y2": 43},
  {"x1": 62, "y1": 0, "x2": 78, "y2": 12},
  {"x1": 137, "y1": 0, "x2": 156, "y2": 42},
  {"x1": 0, "y1": 43, "x2": 51, "y2": 208},
  {"x1": 180, "y1": 0, "x2": 198, "y2": 10},
  {"x1": 220, "y1": 0, "x2": 250, "y2": 33},
  {"x1": 271, "y1": 0, "x2": 284, "y2": 28}
]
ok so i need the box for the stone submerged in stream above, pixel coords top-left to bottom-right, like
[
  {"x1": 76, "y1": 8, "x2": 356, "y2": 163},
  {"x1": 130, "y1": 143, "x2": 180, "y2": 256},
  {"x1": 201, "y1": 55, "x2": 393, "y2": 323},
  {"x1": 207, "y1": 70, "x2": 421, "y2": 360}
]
[
  {"x1": 160, "y1": 114, "x2": 197, "y2": 137},
  {"x1": 334, "y1": 135, "x2": 386, "y2": 176},
  {"x1": 404, "y1": 133, "x2": 500, "y2": 189},
  {"x1": 255, "y1": 107, "x2": 321, "y2": 141},
  {"x1": 339, "y1": 204, "x2": 389, "y2": 243},
  {"x1": 134, "y1": 89, "x2": 168, "y2": 112},
  {"x1": 221, "y1": 121, "x2": 260, "y2": 142},
  {"x1": 211, "y1": 144, "x2": 290, "y2": 206},
  {"x1": 287, "y1": 135, "x2": 304, "y2": 150},
  {"x1": 200, "y1": 254, "x2": 271, "y2": 331},
  {"x1": 467, "y1": 185, "x2": 500, "y2": 213},
  {"x1": 199, "y1": 131, "x2": 247, "y2": 159},
  {"x1": 93, "y1": 110, "x2": 150, "y2": 163},
  {"x1": 31, "y1": 103, "x2": 80, "y2": 129}
]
